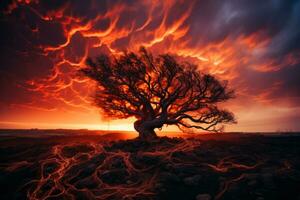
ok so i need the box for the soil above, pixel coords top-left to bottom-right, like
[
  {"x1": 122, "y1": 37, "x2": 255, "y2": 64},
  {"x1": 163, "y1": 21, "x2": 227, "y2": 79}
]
[{"x1": 0, "y1": 130, "x2": 300, "y2": 200}]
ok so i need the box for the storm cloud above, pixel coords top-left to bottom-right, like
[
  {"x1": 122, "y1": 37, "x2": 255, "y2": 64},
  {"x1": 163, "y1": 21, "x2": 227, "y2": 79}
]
[{"x1": 0, "y1": 0, "x2": 300, "y2": 131}]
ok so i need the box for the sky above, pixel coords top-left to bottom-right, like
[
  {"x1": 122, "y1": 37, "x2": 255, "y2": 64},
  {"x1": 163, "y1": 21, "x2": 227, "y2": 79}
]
[{"x1": 0, "y1": 0, "x2": 300, "y2": 132}]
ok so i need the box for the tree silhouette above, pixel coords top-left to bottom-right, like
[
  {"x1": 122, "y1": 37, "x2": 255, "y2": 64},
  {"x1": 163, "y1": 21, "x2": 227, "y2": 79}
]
[{"x1": 81, "y1": 48, "x2": 236, "y2": 140}]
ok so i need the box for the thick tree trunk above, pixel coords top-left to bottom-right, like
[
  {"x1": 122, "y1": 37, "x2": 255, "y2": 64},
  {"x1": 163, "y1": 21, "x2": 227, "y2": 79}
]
[
  {"x1": 134, "y1": 120, "x2": 158, "y2": 141},
  {"x1": 137, "y1": 128, "x2": 157, "y2": 140}
]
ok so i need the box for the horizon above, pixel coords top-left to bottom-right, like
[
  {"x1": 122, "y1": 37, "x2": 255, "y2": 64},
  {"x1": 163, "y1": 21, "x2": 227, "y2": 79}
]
[
  {"x1": 0, "y1": 127, "x2": 298, "y2": 134},
  {"x1": 0, "y1": 120, "x2": 298, "y2": 132}
]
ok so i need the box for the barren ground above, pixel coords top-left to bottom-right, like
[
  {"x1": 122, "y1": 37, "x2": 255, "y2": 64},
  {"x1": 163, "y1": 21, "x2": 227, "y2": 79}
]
[{"x1": 0, "y1": 130, "x2": 300, "y2": 200}]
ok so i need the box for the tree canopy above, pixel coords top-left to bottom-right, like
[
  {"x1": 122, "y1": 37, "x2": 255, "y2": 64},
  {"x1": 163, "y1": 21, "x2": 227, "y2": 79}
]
[{"x1": 81, "y1": 48, "x2": 236, "y2": 140}]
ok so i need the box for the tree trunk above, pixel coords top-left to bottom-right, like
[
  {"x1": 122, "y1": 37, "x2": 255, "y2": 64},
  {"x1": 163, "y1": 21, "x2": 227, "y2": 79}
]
[
  {"x1": 137, "y1": 128, "x2": 157, "y2": 141},
  {"x1": 134, "y1": 120, "x2": 158, "y2": 141}
]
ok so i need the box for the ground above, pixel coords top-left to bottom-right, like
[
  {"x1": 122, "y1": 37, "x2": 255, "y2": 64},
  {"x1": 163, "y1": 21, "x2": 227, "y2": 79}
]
[{"x1": 0, "y1": 130, "x2": 300, "y2": 200}]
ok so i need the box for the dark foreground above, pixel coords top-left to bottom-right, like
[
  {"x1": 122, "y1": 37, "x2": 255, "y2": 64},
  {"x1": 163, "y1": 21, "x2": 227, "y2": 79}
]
[{"x1": 0, "y1": 131, "x2": 300, "y2": 200}]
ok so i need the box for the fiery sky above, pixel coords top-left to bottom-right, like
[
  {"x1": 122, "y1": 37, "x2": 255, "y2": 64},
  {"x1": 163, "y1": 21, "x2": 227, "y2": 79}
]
[{"x1": 0, "y1": 0, "x2": 300, "y2": 132}]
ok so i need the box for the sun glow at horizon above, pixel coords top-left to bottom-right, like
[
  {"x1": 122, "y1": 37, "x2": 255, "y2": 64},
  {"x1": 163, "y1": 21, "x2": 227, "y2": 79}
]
[{"x1": 0, "y1": 120, "x2": 135, "y2": 131}]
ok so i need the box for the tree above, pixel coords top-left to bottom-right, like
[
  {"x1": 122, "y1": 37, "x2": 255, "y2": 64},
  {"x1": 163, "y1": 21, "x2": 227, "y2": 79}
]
[{"x1": 81, "y1": 47, "x2": 236, "y2": 140}]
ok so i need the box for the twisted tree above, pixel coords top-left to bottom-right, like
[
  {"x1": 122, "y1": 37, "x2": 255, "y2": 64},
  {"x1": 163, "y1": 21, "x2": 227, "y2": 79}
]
[{"x1": 81, "y1": 48, "x2": 236, "y2": 140}]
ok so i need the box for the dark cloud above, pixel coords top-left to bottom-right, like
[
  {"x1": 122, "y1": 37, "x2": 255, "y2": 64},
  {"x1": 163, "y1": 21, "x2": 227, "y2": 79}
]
[{"x1": 188, "y1": 0, "x2": 299, "y2": 46}]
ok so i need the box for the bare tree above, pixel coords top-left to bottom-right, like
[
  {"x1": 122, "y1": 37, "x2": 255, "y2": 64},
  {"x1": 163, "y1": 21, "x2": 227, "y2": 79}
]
[{"x1": 81, "y1": 47, "x2": 236, "y2": 140}]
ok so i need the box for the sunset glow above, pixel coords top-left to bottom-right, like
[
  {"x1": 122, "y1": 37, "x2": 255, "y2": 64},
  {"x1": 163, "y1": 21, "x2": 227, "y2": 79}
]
[{"x1": 1, "y1": 0, "x2": 300, "y2": 132}]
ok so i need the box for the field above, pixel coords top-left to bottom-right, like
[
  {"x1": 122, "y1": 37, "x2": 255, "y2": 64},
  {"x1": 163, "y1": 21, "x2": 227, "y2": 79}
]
[{"x1": 0, "y1": 130, "x2": 300, "y2": 200}]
